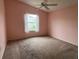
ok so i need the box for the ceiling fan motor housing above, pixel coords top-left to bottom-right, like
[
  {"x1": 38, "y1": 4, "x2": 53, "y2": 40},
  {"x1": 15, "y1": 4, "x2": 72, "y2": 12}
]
[{"x1": 41, "y1": 2, "x2": 47, "y2": 6}]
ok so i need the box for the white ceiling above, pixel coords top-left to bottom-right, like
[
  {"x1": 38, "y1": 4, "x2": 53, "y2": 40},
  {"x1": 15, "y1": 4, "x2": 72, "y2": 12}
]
[{"x1": 19, "y1": 0, "x2": 77, "y2": 12}]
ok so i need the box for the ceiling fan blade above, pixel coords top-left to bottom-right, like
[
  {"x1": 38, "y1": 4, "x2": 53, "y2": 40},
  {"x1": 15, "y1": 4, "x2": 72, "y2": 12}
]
[
  {"x1": 46, "y1": 4, "x2": 58, "y2": 6},
  {"x1": 39, "y1": 5, "x2": 43, "y2": 8},
  {"x1": 44, "y1": 5, "x2": 49, "y2": 9}
]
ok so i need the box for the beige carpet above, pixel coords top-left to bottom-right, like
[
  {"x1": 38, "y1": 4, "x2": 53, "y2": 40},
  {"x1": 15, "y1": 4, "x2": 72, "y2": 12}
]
[{"x1": 3, "y1": 37, "x2": 77, "y2": 59}]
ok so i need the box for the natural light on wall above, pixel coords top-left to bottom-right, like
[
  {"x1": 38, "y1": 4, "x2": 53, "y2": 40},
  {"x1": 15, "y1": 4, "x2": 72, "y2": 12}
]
[{"x1": 24, "y1": 14, "x2": 39, "y2": 32}]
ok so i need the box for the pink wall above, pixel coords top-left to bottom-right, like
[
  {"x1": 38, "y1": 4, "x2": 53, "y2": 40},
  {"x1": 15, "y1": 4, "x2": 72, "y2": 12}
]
[
  {"x1": 48, "y1": 5, "x2": 78, "y2": 45},
  {"x1": 5, "y1": 0, "x2": 48, "y2": 40},
  {"x1": 0, "y1": 0, "x2": 6, "y2": 59}
]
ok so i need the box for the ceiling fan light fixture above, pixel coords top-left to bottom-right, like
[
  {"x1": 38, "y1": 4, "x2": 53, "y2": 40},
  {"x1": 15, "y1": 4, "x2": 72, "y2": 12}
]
[{"x1": 39, "y1": 0, "x2": 58, "y2": 10}]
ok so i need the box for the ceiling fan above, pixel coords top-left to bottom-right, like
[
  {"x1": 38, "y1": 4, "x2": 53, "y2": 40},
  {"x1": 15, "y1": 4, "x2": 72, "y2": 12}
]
[{"x1": 39, "y1": 0, "x2": 58, "y2": 9}]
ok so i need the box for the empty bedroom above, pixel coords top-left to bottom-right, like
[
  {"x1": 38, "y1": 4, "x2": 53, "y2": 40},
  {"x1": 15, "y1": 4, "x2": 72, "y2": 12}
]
[{"x1": 0, "y1": 0, "x2": 78, "y2": 59}]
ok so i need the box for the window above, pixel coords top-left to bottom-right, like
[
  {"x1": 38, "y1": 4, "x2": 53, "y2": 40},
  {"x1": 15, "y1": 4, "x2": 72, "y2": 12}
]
[{"x1": 24, "y1": 14, "x2": 39, "y2": 32}]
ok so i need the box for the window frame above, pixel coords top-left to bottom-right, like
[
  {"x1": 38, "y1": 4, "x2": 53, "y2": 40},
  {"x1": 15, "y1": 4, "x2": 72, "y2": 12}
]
[{"x1": 24, "y1": 13, "x2": 39, "y2": 33}]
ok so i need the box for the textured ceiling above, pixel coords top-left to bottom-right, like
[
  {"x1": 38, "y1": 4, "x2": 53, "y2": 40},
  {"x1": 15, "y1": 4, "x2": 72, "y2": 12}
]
[{"x1": 19, "y1": 0, "x2": 77, "y2": 12}]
